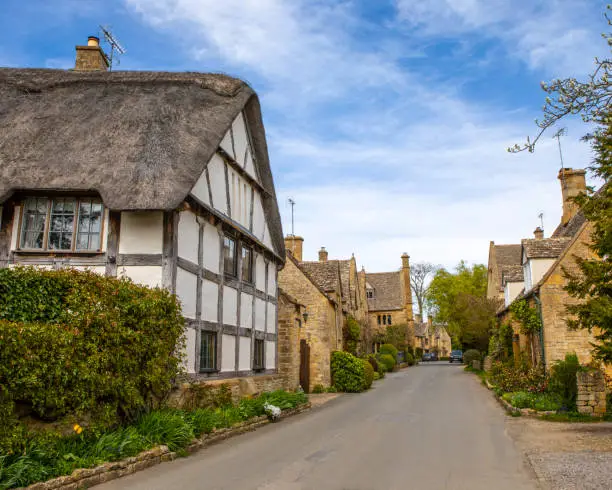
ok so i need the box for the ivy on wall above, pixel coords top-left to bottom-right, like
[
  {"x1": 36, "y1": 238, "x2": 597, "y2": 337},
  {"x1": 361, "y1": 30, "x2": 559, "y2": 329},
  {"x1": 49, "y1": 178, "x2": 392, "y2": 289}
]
[{"x1": 510, "y1": 299, "x2": 542, "y2": 335}]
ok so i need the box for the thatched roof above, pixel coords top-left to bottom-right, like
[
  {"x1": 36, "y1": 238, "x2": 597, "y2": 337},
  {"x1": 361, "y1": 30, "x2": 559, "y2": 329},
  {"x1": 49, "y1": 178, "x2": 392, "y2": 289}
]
[
  {"x1": 0, "y1": 68, "x2": 284, "y2": 257},
  {"x1": 365, "y1": 271, "x2": 403, "y2": 311}
]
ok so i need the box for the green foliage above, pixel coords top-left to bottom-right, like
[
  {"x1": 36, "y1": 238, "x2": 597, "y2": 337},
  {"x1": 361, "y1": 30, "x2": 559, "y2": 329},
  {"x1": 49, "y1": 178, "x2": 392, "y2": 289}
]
[
  {"x1": 343, "y1": 317, "x2": 362, "y2": 355},
  {"x1": 426, "y1": 262, "x2": 500, "y2": 351},
  {"x1": 415, "y1": 347, "x2": 423, "y2": 359},
  {"x1": 0, "y1": 267, "x2": 185, "y2": 430},
  {"x1": 330, "y1": 351, "x2": 369, "y2": 393},
  {"x1": 373, "y1": 372, "x2": 381, "y2": 381},
  {"x1": 405, "y1": 353, "x2": 415, "y2": 366},
  {"x1": 510, "y1": 300, "x2": 542, "y2": 335},
  {"x1": 489, "y1": 361, "x2": 548, "y2": 394},
  {"x1": 548, "y1": 353, "x2": 580, "y2": 411},
  {"x1": 364, "y1": 355, "x2": 379, "y2": 373},
  {"x1": 311, "y1": 384, "x2": 325, "y2": 394},
  {"x1": 502, "y1": 392, "x2": 561, "y2": 412},
  {"x1": 463, "y1": 350, "x2": 481, "y2": 366},
  {"x1": 385, "y1": 324, "x2": 408, "y2": 350},
  {"x1": 0, "y1": 390, "x2": 307, "y2": 488},
  {"x1": 489, "y1": 322, "x2": 514, "y2": 361},
  {"x1": 377, "y1": 354, "x2": 396, "y2": 372},
  {"x1": 363, "y1": 361, "x2": 374, "y2": 390},
  {"x1": 379, "y1": 343, "x2": 398, "y2": 360}
]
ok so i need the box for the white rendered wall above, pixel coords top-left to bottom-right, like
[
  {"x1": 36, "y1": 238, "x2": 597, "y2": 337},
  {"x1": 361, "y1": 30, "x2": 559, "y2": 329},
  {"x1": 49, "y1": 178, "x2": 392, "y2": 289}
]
[
  {"x1": 267, "y1": 264, "x2": 277, "y2": 295},
  {"x1": 262, "y1": 225, "x2": 274, "y2": 251},
  {"x1": 119, "y1": 266, "x2": 162, "y2": 288},
  {"x1": 252, "y1": 193, "x2": 265, "y2": 242},
  {"x1": 255, "y1": 253, "x2": 266, "y2": 292},
  {"x1": 190, "y1": 171, "x2": 211, "y2": 207},
  {"x1": 530, "y1": 258, "x2": 555, "y2": 288},
  {"x1": 202, "y1": 224, "x2": 220, "y2": 273},
  {"x1": 229, "y1": 170, "x2": 251, "y2": 229},
  {"x1": 254, "y1": 298, "x2": 266, "y2": 331},
  {"x1": 208, "y1": 154, "x2": 228, "y2": 215},
  {"x1": 504, "y1": 281, "x2": 523, "y2": 307},
  {"x1": 177, "y1": 210, "x2": 199, "y2": 264},
  {"x1": 220, "y1": 130, "x2": 234, "y2": 159},
  {"x1": 221, "y1": 334, "x2": 236, "y2": 372},
  {"x1": 265, "y1": 341, "x2": 276, "y2": 369},
  {"x1": 175, "y1": 267, "x2": 197, "y2": 319},
  {"x1": 201, "y1": 279, "x2": 219, "y2": 322},
  {"x1": 184, "y1": 328, "x2": 196, "y2": 374},
  {"x1": 119, "y1": 211, "x2": 163, "y2": 254},
  {"x1": 223, "y1": 286, "x2": 238, "y2": 326},
  {"x1": 239, "y1": 337, "x2": 252, "y2": 371},
  {"x1": 232, "y1": 112, "x2": 249, "y2": 167},
  {"x1": 240, "y1": 293, "x2": 253, "y2": 328},
  {"x1": 266, "y1": 302, "x2": 276, "y2": 333}
]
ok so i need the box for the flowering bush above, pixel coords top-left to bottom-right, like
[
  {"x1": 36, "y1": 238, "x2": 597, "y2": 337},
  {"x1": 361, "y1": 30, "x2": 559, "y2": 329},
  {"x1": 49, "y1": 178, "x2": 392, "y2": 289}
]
[
  {"x1": 489, "y1": 361, "x2": 547, "y2": 393},
  {"x1": 263, "y1": 402, "x2": 281, "y2": 420}
]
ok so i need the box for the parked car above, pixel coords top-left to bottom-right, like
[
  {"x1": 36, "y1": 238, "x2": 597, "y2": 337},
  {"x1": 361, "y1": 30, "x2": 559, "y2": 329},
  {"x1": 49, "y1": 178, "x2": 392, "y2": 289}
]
[
  {"x1": 449, "y1": 350, "x2": 463, "y2": 363},
  {"x1": 422, "y1": 353, "x2": 432, "y2": 362},
  {"x1": 429, "y1": 351, "x2": 439, "y2": 361}
]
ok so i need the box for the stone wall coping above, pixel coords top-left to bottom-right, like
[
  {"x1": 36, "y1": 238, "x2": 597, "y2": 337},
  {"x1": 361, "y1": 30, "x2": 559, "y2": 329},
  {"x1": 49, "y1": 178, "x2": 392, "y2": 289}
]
[{"x1": 21, "y1": 403, "x2": 311, "y2": 490}]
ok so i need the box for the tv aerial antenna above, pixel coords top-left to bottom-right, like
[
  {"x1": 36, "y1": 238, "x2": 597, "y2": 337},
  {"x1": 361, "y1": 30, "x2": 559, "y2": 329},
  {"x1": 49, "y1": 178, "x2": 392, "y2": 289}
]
[
  {"x1": 99, "y1": 25, "x2": 126, "y2": 71},
  {"x1": 553, "y1": 127, "x2": 568, "y2": 187},
  {"x1": 287, "y1": 198, "x2": 296, "y2": 236},
  {"x1": 538, "y1": 212, "x2": 544, "y2": 230}
]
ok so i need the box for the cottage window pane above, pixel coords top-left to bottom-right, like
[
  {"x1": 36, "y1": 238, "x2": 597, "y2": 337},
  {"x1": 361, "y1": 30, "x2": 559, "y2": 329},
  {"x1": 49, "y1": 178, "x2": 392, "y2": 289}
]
[
  {"x1": 241, "y1": 245, "x2": 253, "y2": 283},
  {"x1": 199, "y1": 331, "x2": 217, "y2": 371},
  {"x1": 254, "y1": 339, "x2": 264, "y2": 370},
  {"x1": 223, "y1": 236, "x2": 237, "y2": 276},
  {"x1": 76, "y1": 199, "x2": 103, "y2": 251},
  {"x1": 20, "y1": 197, "x2": 49, "y2": 249},
  {"x1": 48, "y1": 198, "x2": 75, "y2": 250}
]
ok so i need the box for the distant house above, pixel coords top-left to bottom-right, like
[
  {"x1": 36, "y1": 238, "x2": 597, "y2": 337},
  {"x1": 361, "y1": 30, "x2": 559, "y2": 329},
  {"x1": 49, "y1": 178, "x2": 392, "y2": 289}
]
[
  {"x1": 364, "y1": 254, "x2": 414, "y2": 352},
  {"x1": 414, "y1": 315, "x2": 452, "y2": 358},
  {"x1": 496, "y1": 168, "x2": 607, "y2": 370},
  {"x1": 486, "y1": 242, "x2": 522, "y2": 302},
  {"x1": 0, "y1": 37, "x2": 286, "y2": 386}
]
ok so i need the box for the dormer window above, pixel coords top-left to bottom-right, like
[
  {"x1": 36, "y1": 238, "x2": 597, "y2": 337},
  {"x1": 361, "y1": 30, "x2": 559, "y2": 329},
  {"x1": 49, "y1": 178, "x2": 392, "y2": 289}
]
[
  {"x1": 366, "y1": 289, "x2": 374, "y2": 299},
  {"x1": 19, "y1": 197, "x2": 103, "y2": 252}
]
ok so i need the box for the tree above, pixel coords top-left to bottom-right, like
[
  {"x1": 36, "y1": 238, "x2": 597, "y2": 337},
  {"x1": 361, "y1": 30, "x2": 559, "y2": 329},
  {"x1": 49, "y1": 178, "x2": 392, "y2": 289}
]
[
  {"x1": 410, "y1": 262, "x2": 439, "y2": 318},
  {"x1": 510, "y1": 6, "x2": 612, "y2": 362},
  {"x1": 426, "y1": 261, "x2": 497, "y2": 349}
]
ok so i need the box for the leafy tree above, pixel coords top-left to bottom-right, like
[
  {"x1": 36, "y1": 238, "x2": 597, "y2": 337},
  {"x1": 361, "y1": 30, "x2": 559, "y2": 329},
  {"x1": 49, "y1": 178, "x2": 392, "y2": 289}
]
[
  {"x1": 410, "y1": 262, "x2": 439, "y2": 318},
  {"x1": 510, "y1": 6, "x2": 612, "y2": 362},
  {"x1": 426, "y1": 262, "x2": 499, "y2": 350}
]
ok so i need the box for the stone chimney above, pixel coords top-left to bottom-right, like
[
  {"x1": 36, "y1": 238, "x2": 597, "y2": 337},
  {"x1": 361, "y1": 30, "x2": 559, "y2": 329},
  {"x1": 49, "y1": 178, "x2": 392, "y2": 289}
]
[
  {"x1": 401, "y1": 253, "x2": 414, "y2": 322},
  {"x1": 558, "y1": 168, "x2": 587, "y2": 226},
  {"x1": 318, "y1": 247, "x2": 328, "y2": 262},
  {"x1": 75, "y1": 36, "x2": 109, "y2": 71},
  {"x1": 284, "y1": 235, "x2": 304, "y2": 262},
  {"x1": 533, "y1": 227, "x2": 544, "y2": 240}
]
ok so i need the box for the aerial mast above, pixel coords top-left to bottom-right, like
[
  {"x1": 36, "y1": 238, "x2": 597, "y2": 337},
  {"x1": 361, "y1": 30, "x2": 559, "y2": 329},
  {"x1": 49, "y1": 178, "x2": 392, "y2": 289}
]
[{"x1": 99, "y1": 25, "x2": 126, "y2": 71}]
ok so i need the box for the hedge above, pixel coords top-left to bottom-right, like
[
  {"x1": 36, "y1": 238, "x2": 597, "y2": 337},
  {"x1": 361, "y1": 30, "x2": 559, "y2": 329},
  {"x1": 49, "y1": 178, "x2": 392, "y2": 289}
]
[
  {"x1": 463, "y1": 349, "x2": 481, "y2": 366},
  {"x1": 331, "y1": 351, "x2": 371, "y2": 392},
  {"x1": 378, "y1": 354, "x2": 396, "y2": 372},
  {"x1": 0, "y1": 267, "x2": 185, "y2": 433}
]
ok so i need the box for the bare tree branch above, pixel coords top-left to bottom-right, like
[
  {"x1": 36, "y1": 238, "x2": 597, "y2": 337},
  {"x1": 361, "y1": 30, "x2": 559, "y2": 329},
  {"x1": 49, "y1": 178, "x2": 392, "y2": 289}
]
[{"x1": 410, "y1": 262, "x2": 440, "y2": 319}]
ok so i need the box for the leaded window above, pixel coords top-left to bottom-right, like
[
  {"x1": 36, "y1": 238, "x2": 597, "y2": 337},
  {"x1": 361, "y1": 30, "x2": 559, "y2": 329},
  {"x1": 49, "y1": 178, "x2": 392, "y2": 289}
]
[
  {"x1": 254, "y1": 339, "x2": 264, "y2": 371},
  {"x1": 20, "y1": 197, "x2": 104, "y2": 252},
  {"x1": 199, "y1": 331, "x2": 217, "y2": 372},
  {"x1": 241, "y1": 245, "x2": 253, "y2": 283},
  {"x1": 223, "y1": 236, "x2": 237, "y2": 277}
]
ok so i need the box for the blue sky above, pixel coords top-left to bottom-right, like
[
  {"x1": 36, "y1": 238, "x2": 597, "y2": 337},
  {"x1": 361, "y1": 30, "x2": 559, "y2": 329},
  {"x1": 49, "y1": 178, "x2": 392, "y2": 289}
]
[{"x1": 0, "y1": 0, "x2": 607, "y2": 271}]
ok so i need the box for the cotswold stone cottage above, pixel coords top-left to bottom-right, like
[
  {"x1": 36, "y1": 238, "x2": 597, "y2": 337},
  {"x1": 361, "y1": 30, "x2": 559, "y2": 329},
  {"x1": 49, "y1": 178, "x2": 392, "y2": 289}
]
[
  {"x1": 494, "y1": 168, "x2": 608, "y2": 370},
  {"x1": 0, "y1": 37, "x2": 286, "y2": 385},
  {"x1": 364, "y1": 254, "x2": 415, "y2": 352},
  {"x1": 414, "y1": 315, "x2": 452, "y2": 358}
]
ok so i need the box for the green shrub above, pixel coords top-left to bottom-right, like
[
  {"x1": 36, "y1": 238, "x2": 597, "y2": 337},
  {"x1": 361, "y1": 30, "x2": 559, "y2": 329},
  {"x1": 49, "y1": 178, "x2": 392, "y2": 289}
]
[
  {"x1": 405, "y1": 353, "x2": 415, "y2": 366},
  {"x1": 311, "y1": 384, "x2": 325, "y2": 394},
  {"x1": 379, "y1": 344, "x2": 398, "y2": 360},
  {"x1": 365, "y1": 355, "x2": 379, "y2": 373},
  {"x1": 373, "y1": 372, "x2": 381, "y2": 381},
  {"x1": 502, "y1": 391, "x2": 561, "y2": 412},
  {"x1": 0, "y1": 267, "x2": 184, "y2": 429},
  {"x1": 331, "y1": 351, "x2": 368, "y2": 393},
  {"x1": 489, "y1": 361, "x2": 547, "y2": 394},
  {"x1": 378, "y1": 354, "x2": 396, "y2": 372},
  {"x1": 415, "y1": 347, "x2": 423, "y2": 359},
  {"x1": 463, "y1": 349, "x2": 481, "y2": 366},
  {"x1": 363, "y1": 361, "x2": 374, "y2": 390},
  {"x1": 549, "y1": 353, "x2": 580, "y2": 411}
]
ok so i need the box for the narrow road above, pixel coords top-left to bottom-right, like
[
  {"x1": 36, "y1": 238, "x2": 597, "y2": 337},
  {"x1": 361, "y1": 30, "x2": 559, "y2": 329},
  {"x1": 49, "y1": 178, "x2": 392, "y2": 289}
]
[{"x1": 99, "y1": 363, "x2": 537, "y2": 490}]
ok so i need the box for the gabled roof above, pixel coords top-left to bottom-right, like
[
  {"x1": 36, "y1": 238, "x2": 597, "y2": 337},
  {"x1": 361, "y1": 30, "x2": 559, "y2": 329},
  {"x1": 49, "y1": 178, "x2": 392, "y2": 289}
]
[
  {"x1": 286, "y1": 252, "x2": 336, "y2": 305},
  {"x1": 491, "y1": 244, "x2": 522, "y2": 292},
  {"x1": 0, "y1": 68, "x2": 285, "y2": 257},
  {"x1": 414, "y1": 322, "x2": 429, "y2": 337},
  {"x1": 501, "y1": 265, "x2": 524, "y2": 285},
  {"x1": 522, "y1": 238, "x2": 572, "y2": 260},
  {"x1": 300, "y1": 260, "x2": 342, "y2": 295},
  {"x1": 365, "y1": 271, "x2": 403, "y2": 311},
  {"x1": 551, "y1": 211, "x2": 587, "y2": 238}
]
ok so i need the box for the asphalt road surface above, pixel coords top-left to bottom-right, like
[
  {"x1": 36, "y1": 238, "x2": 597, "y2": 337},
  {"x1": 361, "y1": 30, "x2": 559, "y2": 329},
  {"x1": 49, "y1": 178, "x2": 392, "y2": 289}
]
[{"x1": 98, "y1": 362, "x2": 538, "y2": 490}]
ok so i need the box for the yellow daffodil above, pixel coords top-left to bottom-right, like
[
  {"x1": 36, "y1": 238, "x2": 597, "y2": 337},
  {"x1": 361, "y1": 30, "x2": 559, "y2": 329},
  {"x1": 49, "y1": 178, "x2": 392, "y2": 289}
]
[{"x1": 73, "y1": 424, "x2": 83, "y2": 434}]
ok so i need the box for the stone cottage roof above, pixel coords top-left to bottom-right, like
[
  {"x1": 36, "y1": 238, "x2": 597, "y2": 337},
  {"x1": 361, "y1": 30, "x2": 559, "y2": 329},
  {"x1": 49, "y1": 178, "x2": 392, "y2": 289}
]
[
  {"x1": 414, "y1": 323, "x2": 429, "y2": 337},
  {"x1": 522, "y1": 238, "x2": 572, "y2": 259},
  {"x1": 286, "y1": 252, "x2": 336, "y2": 305},
  {"x1": 551, "y1": 211, "x2": 586, "y2": 238},
  {"x1": 492, "y1": 244, "x2": 522, "y2": 292},
  {"x1": 365, "y1": 271, "x2": 403, "y2": 311},
  {"x1": 501, "y1": 265, "x2": 524, "y2": 285},
  {"x1": 0, "y1": 68, "x2": 285, "y2": 257},
  {"x1": 300, "y1": 260, "x2": 342, "y2": 295}
]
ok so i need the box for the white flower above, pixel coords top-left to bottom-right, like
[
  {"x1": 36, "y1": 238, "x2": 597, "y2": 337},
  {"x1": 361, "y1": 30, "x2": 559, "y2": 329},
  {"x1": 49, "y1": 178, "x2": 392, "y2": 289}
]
[{"x1": 263, "y1": 402, "x2": 281, "y2": 420}]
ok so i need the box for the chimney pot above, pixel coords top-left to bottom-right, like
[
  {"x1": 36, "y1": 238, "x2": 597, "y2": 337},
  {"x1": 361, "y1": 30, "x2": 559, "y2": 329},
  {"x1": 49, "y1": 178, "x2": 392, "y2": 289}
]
[
  {"x1": 319, "y1": 247, "x2": 328, "y2": 262},
  {"x1": 534, "y1": 227, "x2": 544, "y2": 240},
  {"x1": 87, "y1": 36, "x2": 100, "y2": 47},
  {"x1": 558, "y1": 168, "x2": 587, "y2": 225}
]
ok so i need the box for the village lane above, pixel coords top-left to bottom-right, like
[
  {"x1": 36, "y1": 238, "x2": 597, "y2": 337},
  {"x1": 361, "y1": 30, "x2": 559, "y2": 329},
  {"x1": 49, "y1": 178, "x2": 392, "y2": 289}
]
[{"x1": 98, "y1": 363, "x2": 537, "y2": 490}]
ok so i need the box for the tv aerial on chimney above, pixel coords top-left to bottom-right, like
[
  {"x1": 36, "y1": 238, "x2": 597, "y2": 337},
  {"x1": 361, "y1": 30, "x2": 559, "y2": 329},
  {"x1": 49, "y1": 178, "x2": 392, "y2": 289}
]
[
  {"x1": 553, "y1": 127, "x2": 568, "y2": 187},
  {"x1": 99, "y1": 25, "x2": 126, "y2": 71}
]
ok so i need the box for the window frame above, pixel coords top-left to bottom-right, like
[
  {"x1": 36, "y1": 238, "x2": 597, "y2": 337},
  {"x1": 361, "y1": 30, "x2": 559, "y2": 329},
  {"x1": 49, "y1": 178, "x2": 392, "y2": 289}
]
[
  {"x1": 223, "y1": 235, "x2": 238, "y2": 277},
  {"x1": 253, "y1": 338, "x2": 265, "y2": 371},
  {"x1": 18, "y1": 196, "x2": 105, "y2": 253},
  {"x1": 241, "y1": 244, "x2": 254, "y2": 283},
  {"x1": 199, "y1": 331, "x2": 218, "y2": 373}
]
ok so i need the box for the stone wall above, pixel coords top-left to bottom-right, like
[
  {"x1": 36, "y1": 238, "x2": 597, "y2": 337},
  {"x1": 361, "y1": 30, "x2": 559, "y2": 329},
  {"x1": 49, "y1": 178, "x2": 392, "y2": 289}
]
[
  {"x1": 277, "y1": 291, "x2": 302, "y2": 392},
  {"x1": 576, "y1": 369, "x2": 607, "y2": 417},
  {"x1": 278, "y1": 256, "x2": 338, "y2": 391}
]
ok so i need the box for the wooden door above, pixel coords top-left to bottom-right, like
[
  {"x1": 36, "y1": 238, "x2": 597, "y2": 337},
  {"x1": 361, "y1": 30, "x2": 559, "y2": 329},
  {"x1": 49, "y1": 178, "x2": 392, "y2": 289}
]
[{"x1": 299, "y1": 339, "x2": 310, "y2": 393}]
